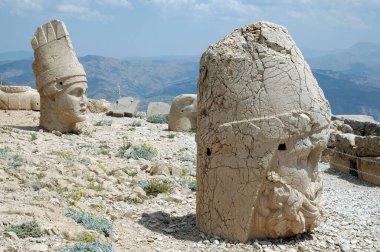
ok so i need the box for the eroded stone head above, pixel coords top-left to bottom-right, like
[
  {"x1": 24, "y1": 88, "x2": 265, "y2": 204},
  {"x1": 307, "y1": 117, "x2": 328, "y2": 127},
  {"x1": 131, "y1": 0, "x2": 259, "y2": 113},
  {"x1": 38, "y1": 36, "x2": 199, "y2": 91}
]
[
  {"x1": 196, "y1": 21, "x2": 331, "y2": 241},
  {"x1": 31, "y1": 19, "x2": 87, "y2": 133},
  {"x1": 168, "y1": 94, "x2": 197, "y2": 132}
]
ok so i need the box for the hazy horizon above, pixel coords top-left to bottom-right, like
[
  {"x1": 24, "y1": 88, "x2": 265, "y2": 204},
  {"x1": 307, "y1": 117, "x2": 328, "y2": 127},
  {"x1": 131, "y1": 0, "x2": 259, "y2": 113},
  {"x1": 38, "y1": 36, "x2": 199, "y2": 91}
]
[{"x1": 1, "y1": 1, "x2": 380, "y2": 58}]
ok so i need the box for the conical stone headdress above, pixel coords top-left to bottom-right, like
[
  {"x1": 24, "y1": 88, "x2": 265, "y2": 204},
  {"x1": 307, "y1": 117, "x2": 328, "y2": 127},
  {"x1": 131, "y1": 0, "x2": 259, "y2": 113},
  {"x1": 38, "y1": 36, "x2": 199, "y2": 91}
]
[{"x1": 31, "y1": 19, "x2": 86, "y2": 94}]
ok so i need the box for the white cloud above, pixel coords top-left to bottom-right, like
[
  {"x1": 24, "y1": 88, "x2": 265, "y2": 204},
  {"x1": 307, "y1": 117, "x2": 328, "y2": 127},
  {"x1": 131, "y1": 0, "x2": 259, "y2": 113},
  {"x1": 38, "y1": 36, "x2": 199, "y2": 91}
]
[
  {"x1": 96, "y1": 0, "x2": 132, "y2": 8},
  {"x1": 56, "y1": 1, "x2": 110, "y2": 21},
  {"x1": 142, "y1": 0, "x2": 259, "y2": 22},
  {"x1": 0, "y1": 0, "x2": 129, "y2": 21},
  {"x1": 1, "y1": 0, "x2": 45, "y2": 15}
]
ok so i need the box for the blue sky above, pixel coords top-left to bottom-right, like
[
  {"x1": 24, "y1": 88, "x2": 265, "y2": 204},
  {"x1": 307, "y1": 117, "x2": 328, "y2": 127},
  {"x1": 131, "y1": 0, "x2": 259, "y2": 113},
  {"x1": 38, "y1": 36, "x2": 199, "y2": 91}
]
[{"x1": 0, "y1": 0, "x2": 379, "y2": 58}]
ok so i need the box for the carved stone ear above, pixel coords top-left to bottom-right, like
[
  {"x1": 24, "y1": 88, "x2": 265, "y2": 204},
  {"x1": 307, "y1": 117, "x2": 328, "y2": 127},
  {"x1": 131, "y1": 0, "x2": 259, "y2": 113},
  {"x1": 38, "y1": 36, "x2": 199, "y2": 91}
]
[{"x1": 42, "y1": 82, "x2": 62, "y2": 97}]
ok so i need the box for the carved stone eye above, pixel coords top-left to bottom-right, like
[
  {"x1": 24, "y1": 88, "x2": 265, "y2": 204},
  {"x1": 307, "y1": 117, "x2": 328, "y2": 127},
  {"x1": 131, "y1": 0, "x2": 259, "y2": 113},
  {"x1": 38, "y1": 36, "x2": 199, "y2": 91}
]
[{"x1": 278, "y1": 143, "x2": 287, "y2": 151}]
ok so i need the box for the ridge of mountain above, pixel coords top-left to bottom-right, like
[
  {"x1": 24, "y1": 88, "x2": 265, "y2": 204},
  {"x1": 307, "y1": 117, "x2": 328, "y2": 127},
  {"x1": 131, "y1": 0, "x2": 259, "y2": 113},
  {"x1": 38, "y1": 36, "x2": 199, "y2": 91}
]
[{"x1": 0, "y1": 43, "x2": 379, "y2": 119}]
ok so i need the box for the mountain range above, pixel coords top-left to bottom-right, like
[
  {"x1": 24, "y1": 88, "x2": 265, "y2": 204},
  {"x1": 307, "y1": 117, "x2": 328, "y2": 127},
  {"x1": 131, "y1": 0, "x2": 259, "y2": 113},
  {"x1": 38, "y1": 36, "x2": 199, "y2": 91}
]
[{"x1": 0, "y1": 42, "x2": 379, "y2": 120}]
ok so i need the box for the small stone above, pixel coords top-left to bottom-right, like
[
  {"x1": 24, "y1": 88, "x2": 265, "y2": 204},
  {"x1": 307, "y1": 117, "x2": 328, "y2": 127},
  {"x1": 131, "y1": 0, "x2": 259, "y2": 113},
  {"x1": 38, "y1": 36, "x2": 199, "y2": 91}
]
[
  {"x1": 213, "y1": 240, "x2": 220, "y2": 245},
  {"x1": 3, "y1": 231, "x2": 18, "y2": 240},
  {"x1": 286, "y1": 248, "x2": 297, "y2": 252},
  {"x1": 253, "y1": 242, "x2": 261, "y2": 250},
  {"x1": 52, "y1": 130, "x2": 62, "y2": 136},
  {"x1": 140, "y1": 164, "x2": 149, "y2": 171},
  {"x1": 298, "y1": 245, "x2": 308, "y2": 252},
  {"x1": 263, "y1": 248, "x2": 275, "y2": 252},
  {"x1": 339, "y1": 243, "x2": 351, "y2": 252},
  {"x1": 29, "y1": 244, "x2": 48, "y2": 252}
]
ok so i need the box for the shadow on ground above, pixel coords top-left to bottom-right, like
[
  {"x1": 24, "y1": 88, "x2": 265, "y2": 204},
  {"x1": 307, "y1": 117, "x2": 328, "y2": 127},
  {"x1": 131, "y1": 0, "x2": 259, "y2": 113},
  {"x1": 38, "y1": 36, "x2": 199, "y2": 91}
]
[
  {"x1": 139, "y1": 211, "x2": 317, "y2": 245},
  {"x1": 322, "y1": 167, "x2": 377, "y2": 188},
  {"x1": 6, "y1": 125, "x2": 39, "y2": 132},
  {"x1": 138, "y1": 212, "x2": 201, "y2": 242}
]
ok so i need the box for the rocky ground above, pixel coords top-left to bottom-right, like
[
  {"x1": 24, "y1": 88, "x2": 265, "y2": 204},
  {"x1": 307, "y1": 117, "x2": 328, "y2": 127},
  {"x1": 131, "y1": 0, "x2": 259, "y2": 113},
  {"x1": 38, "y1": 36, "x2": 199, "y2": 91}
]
[{"x1": 0, "y1": 110, "x2": 379, "y2": 252}]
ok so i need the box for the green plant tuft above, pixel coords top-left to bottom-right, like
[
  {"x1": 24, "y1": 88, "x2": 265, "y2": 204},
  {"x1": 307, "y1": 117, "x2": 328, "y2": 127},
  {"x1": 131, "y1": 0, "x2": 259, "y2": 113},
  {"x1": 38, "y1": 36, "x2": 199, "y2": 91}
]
[
  {"x1": 94, "y1": 120, "x2": 112, "y2": 126},
  {"x1": 54, "y1": 151, "x2": 75, "y2": 160},
  {"x1": 126, "y1": 196, "x2": 144, "y2": 204},
  {"x1": 4, "y1": 220, "x2": 44, "y2": 239},
  {"x1": 139, "y1": 179, "x2": 173, "y2": 197},
  {"x1": 77, "y1": 231, "x2": 97, "y2": 243},
  {"x1": 146, "y1": 114, "x2": 168, "y2": 124},
  {"x1": 30, "y1": 133, "x2": 37, "y2": 142},
  {"x1": 116, "y1": 137, "x2": 132, "y2": 158},
  {"x1": 98, "y1": 144, "x2": 110, "y2": 155},
  {"x1": 177, "y1": 178, "x2": 197, "y2": 191},
  {"x1": 126, "y1": 144, "x2": 157, "y2": 161},
  {"x1": 65, "y1": 210, "x2": 112, "y2": 237},
  {"x1": 61, "y1": 242, "x2": 113, "y2": 252},
  {"x1": 130, "y1": 120, "x2": 142, "y2": 127}
]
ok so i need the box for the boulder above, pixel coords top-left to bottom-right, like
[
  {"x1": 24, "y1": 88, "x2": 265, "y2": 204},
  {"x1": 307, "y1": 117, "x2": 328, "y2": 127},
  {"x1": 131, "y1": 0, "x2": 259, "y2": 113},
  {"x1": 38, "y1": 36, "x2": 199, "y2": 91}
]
[
  {"x1": 107, "y1": 97, "x2": 140, "y2": 117},
  {"x1": 168, "y1": 94, "x2": 197, "y2": 132},
  {"x1": 196, "y1": 22, "x2": 331, "y2": 242},
  {"x1": 147, "y1": 102, "x2": 170, "y2": 117},
  {"x1": 0, "y1": 85, "x2": 40, "y2": 111},
  {"x1": 86, "y1": 98, "x2": 110, "y2": 113}
]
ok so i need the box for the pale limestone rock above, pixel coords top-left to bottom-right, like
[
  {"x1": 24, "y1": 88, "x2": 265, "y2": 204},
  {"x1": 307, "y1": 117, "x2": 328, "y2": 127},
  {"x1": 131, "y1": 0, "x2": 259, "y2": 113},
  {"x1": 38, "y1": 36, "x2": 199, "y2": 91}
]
[
  {"x1": 327, "y1": 116, "x2": 380, "y2": 185},
  {"x1": 31, "y1": 19, "x2": 88, "y2": 133},
  {"x1": 0, "y1": 85, "x2": 40, "y2": 111},
  {"x1": 196, "y1": 22, "x2": 331, "y2": 242},
  {"x1": 147, "y1": 102, "x2": 170, "y2": 117},
  {"x1": 107, "y1": 97, "x2": 140, "y2": 117},
  {"x1": 168, "y1": 94, "x2": 197, "y2": 132},
  {"x1": 86, "y1": 98, "x2": 110, "y2": 113},
  {"x1": 29, "y1": 244, "x2": 48, "y2": 252}
]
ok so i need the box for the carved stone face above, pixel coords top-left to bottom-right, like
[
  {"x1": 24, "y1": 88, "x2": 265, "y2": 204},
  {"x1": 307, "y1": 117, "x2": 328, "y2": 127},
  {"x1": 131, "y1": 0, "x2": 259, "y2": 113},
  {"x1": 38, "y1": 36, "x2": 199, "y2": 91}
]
[
  {"x1": 168, "y1": 94, "x2": 197, "y2": 132},
  {"x1": 196, "y1": 22, "x2": 331, "y2": 242},
  {"x1": 55, "y1": 81, "x2": 87, "y2": 124},
  {"x1": 31, "y1": 19, "x2": 88, "y2": 133}
]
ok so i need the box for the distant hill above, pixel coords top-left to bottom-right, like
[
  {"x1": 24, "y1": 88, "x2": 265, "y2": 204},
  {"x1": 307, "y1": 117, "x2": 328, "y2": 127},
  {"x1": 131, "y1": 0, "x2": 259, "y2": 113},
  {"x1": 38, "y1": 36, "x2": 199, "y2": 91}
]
[
  {"x1": 0, "y1": 55, "x2": 199, "y2": 110},
  {"x1": 0, "y1": 43, "x2": 379, "y2": 120},
  {"x1": 313, "y1": 70, "x2": 380, "y2": 120},
  {"x1": 0, "y1": 51, "x2": 33, "y2": 61},
  {"x1": 307, "y1": 42, "x2": 380, "y2": 82}
]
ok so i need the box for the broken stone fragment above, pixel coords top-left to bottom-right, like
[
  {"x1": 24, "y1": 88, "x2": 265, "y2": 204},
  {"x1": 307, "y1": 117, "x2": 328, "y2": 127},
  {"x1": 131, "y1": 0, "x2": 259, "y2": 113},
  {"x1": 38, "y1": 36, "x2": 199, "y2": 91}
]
[{"x1": 0, "y1": 85, "x2": 40, "y2": 111}]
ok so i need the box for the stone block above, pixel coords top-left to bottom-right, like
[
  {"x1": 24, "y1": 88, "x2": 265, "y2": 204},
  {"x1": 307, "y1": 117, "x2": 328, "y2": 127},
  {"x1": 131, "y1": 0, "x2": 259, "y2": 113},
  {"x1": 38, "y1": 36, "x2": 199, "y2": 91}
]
[
  {"x1": 147, "y1": 102, "x2": 170, "y2": 117},
  {"x1": 0, "y1": 85, "x2": 40, "y2": 111},
  {"x1": 107, "y1": 97, "x2": 140, "y2": 117},
  {"x1": 358, "y1": 157, "x2": 380, "y2": 186}
]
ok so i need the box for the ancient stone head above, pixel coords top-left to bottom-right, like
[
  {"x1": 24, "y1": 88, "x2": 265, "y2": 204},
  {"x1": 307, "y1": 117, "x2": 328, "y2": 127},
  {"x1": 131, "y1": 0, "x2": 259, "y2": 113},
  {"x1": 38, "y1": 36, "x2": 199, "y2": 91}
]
[
  {"x1": 31, "y1": 19, "x2": 87, "y2": 133},
  {"x1": 196, "y1": 22, "x2": 331, "y2": 242},
  {"x1": 168, "y1": 94, "x2": 197, "y2": 132}
]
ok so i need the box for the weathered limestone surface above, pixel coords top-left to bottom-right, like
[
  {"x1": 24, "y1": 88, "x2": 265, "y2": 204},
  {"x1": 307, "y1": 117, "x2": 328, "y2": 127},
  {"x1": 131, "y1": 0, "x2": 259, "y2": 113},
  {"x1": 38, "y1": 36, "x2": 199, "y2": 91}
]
[
  {"x1": 0, "y1": 85, "x2": 40, "y2": 111},
  {"x1": 147, "y1": 102, "x2": 170, "y2": 117},
  {"x1": 31, "y1": 19, "x2": 88, "y2": 133},
  {"x1": 168, "y1": 94, "x2": 197, "y2": 132},
  {"x1": 326, "y1": 115, "x2": 380, "y2": 185},
  {"x1": 106, "y1": 97, "x2": 140, "y2": 117},
  {"x1": 196, "y1": 22, "x2": 331, "y2": 242},
  {"x1": 86, "y1": 99, "x2": 110, "y2": 113}
]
